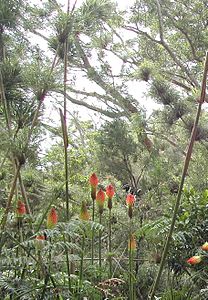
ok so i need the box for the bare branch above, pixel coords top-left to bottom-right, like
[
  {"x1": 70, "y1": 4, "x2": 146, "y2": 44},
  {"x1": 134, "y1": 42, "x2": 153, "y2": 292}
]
[
  {"x1": 171, "y1": 79, "x2": 192, "y2": 91},
  {"x1": 124, "y1": 25, "x2": 162, "y2": 45},
  {"x1": 53, "y1": 89, "x2": 126, "y2": 118}
]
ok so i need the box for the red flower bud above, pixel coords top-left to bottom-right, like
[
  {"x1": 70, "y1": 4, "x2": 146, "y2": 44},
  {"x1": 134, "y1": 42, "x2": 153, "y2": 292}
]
[
  {"x1": 201, "y1": 242, "x2": 208, "y2": 251},
  {"x1": 47, "y1": 207, "x2": 58, "y2": 229},
  {"x1": 187, "y1": 255, "x2": 202, "y2": 265},
  {"x1": 16, "y1": 200, "x2": 26, "y2": 216},
  {"x1": 126, "y1": 194, "x2": 135, "y2": 207}
]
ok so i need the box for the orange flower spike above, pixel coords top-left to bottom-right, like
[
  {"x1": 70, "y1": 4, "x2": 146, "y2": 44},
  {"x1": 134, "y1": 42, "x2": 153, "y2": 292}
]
[
  {"x1": 96, "y1": 189, "x2": 106, "y2": 214},
  {"x1": 128, "y1": 234, "x2": 137, "y2": 252},
  {"x1": 89, "y1": 173, "x2": 99, "y2": 187},
  {"x1": 80, "y1": 201, "x2": 90, "y2": 221},
  {"x1": 89, "y1": 173, "x2": 99, "y2": 200},
  {"x1": 187, "y1": 255, "x2": 202, "y2": 265},
  {"x1": 106, "y1": 184, "x2": 115, "y2": 210},
  {"x1": 126, "y1": 194, "x2": 135, "y2": 219},
  {"x1": 106, "y1": 184, "x2": 115, "y2": 199},
  {"x1": 17, "y1": 200, "x2": 26, "y2": 216},
  {"x1": 126, "y1": 194, "x2": 135, "y2": 207},
  {"x1": 47, "y1": 207, "x2": 58, "y2": 229},
  {"x1": 201, "y1": 242, "x2": 208, "y2": 251}
]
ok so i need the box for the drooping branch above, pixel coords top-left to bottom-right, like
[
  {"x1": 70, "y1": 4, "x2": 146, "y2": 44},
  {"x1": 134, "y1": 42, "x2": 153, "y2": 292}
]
[
  {"x1": 53, "y1": 89, "x2": 126, "y2": 118},
  {"x1": 66, "y1": 86, "x2": 120, "y2": 106},
  {"x1": 74, "y1": 36, "x2": 139, "y2": 115}
]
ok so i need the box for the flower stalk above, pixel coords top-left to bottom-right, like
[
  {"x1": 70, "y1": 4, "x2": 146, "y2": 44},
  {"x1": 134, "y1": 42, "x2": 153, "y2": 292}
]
[
  {"x1": 79, "y1": 201, "x2": 90, "y2": 293},
  {"x1": 126, "y1": 193, "x2": 135, "y2": 300},
  {"x1": 96, "y1": 188, "x2": 105, "y2": 280},
  {"x1": 106, "y1": 184, "x2": 115, "y2": 278},
  {"x1": 89, "y1": 173, "x2": 99, "y2": 265}
]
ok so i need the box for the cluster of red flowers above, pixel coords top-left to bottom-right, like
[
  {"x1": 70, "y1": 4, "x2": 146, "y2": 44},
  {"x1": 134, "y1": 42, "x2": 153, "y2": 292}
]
[
  {"x1": 186, "y1": 242, "x2": 208, "y2": 265},
  {"x1": 88, "y1": 173, "x2": 137, "y2": 251},
  {"x1": 86, "y1": 173, "x2": 116, "y2": 217}
]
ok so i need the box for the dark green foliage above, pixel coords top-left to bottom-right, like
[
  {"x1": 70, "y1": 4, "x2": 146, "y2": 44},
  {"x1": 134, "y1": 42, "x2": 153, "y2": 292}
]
[
  {"x1": 96, "y1": 119, "x2": 139, "y2": 183},
  {"x1": 149, "y1": 79, "x2": 180, "y2": 105},
  {"x1": 0, "y1": 0, "x2": 22, "y2": 29}
]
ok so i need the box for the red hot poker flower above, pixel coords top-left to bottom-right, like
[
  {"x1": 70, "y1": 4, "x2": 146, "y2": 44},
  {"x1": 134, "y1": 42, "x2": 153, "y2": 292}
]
[
  {"x1": 201, "y1": 242, "x2": 208, "y2": 251},
  {"x1": 89, "y1": 173, "x2": 99, "y2": 188},
  {"x1": 17, "y1": 200, "x2": 26, "y2": 216},
  {"x1": 47, "y1": 207, "x2": 58, "y2": 229},
  {"x1": 187, "y1": 255, "x2": 202, "y2": 265},
  {"x1": 106, "y1": 184, "x2": 115, "y2": 199},
  {"x1": 90, "y1": 173, "x2": 99, "y2": 201},
  {"x1": 126, "y1": 194, "x2": 135, "y2": 207},
  {"x1": 96, "y1": 189, "x2": 105, "y2": 205},
  {"x1": 96, "y1": 189, "x2": 106, "y2": 214},
  {"x1": 106, "y1": 184, "x2": 115, "y2": 210}
]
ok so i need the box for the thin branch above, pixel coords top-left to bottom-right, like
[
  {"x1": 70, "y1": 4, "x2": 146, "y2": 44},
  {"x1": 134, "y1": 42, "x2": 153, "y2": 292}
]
[
  {"x1": 171, "y1": 79, "x2": 192, "y2": 91},
  {"x1": 74, "y1": 36, "x2": 138, "y2": 115},
  {"x1": 163, "y1": 10, "x2": 202, "y2": 62},
  {"x1": 154, "y1": 0, "x2": 199, "y2": 88},
  {"x1": 66, "y1": 86, "x2": 119, "y2": 105},
  {"x1": 124, "y1": 25, "x2": 161, "y2": 45},
  {"x1": 54, "y1": 89, "x2": 127, "y2": 118}
]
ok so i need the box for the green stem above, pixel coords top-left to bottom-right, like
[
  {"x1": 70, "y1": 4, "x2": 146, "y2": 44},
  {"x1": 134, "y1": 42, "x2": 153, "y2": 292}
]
[
  {"x1": 48, "y1": 237, "x2": 52, "y2": 274},
  {"x1": 131, "y1": 251, "x2": 134, "y2": 300},
  {"x1": 0, "y1": 164, "x2": 21, "y2": 231},
  {"x1": 148, "y1": 52, "x2": 208, "y2": 299},
  {"x1": 91, "y1": 199, "x2": 95, "y2": 265},
  {"x1": 79, "y1": 234, "x2": 85, "y2": 297},
  {"x1": 129, "y1": 244, "x2": 132, "y2": 300},
  {"x1": 99, "y1": 213, "x2": 102, "y2": 281},
  {"x1": 40, "y1": 274, "x2": 50, "y2": 300},
  {"x1": 129, "y1": 221, "x2": 134, "y2": 300},
  {"x1": 109, "y1": 208, "x2": 112, "y2": 278},
  {"x1": 63, "y1": 38, "x2": 70, "y2": 221}
]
